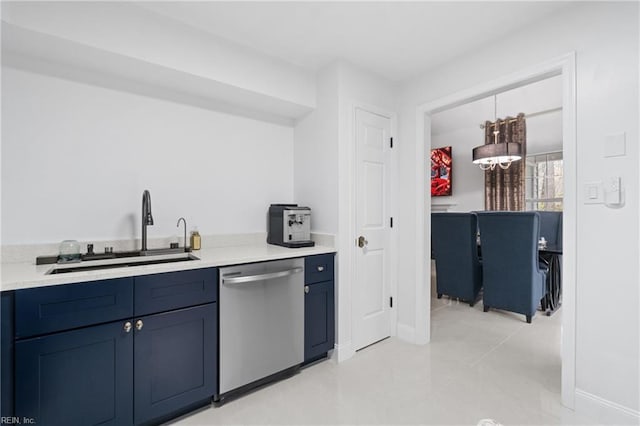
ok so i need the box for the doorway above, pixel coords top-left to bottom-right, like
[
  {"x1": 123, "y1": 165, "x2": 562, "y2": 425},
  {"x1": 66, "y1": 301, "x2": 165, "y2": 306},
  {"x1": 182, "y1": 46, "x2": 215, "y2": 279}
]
[
  {"x1": 415, "y1": 53, "x2": 577, "y2": 409},
  {"x1": 429, "y1": 77, "x2": 564, "y2": 302}
]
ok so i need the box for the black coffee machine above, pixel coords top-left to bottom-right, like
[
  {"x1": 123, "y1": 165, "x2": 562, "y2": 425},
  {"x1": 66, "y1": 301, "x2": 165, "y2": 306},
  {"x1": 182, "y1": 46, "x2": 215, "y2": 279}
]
[{"x1": 267, "y1": 204, "x2": 315, "y2": 248}]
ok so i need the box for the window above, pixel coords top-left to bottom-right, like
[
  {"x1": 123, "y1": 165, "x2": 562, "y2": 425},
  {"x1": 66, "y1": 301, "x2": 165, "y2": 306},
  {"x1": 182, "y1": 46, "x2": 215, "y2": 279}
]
[{"x1": 525, "y1": 152, "x2": 563, "y2": 211}]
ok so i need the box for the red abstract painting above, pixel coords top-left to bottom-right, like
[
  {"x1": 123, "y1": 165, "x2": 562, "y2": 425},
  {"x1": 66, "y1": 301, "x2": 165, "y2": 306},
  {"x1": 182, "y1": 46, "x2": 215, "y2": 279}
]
[{"x1": 431, "y1": 146, "x2": 452, "y2": 196}]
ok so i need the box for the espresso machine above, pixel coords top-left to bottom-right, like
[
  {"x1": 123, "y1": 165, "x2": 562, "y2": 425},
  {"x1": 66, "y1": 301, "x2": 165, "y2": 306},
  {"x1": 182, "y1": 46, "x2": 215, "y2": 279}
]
[{"x1": 267, "y1": 204, "x2": 315, "y2": 248}]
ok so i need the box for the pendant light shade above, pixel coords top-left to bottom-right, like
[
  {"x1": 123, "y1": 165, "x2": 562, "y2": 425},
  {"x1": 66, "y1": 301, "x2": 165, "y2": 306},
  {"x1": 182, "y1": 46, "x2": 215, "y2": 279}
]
[
  {"x1": 472, "y1": 94, "x2": 522, "y2": 170},
  {"x1": 472, "y1": 142, "x2": 522, "y2": 169}
]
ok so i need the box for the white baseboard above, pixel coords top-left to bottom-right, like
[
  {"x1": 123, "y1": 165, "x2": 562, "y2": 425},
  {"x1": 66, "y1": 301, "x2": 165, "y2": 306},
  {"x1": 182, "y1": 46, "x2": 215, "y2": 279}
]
[
  {"x1": 575, "y1": 389, "x2": 640, "y2": 425},
  {"x1": 333, "y1": 341, "x2": 355, "y2": 363},
  {"x1": 396, "y1": 323, "x2": 416, "y2": 343}
]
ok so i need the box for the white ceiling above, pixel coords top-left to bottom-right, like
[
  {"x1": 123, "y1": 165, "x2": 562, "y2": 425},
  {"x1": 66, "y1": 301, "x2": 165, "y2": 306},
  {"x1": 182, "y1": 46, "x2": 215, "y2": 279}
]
[{"x1": 136, "y1": 1, "x2": 574, "y2": 82}]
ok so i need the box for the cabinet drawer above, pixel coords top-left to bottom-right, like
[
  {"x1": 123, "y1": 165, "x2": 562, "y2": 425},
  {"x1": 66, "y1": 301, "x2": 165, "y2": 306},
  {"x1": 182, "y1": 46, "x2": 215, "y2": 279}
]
[
  {"x1": 304, "y1": 254, "x2": 335, "y2": 284},
  {"x1": 134, "y1": 268, "x2": 217, "y2": 316},
  {"x1": 15, "y1": 278, "x2": 134, "y2": 339}
]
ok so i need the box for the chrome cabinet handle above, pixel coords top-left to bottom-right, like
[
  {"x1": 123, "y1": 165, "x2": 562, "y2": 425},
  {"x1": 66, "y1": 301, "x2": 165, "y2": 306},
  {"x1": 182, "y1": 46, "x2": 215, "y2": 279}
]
[
  {"x1": 317, "y1": 266, "x2": 324, "y2": 272},
  {"x1": 304, "y1": 285, "x2": 310, "y2": 294},
  {"x1": 358, "y1": 236, "x2": 368, "y2": 248},
  {"x1": 124, "y1": 321, "x2": 132, "y2": 333},
  {"x1": 135, "y1": 319, "x2": 143, "y2": 331}
]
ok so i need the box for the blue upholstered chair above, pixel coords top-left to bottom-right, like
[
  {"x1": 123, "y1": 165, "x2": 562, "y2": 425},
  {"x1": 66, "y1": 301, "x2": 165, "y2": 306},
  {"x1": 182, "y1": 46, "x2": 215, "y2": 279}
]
[
  {"x1": 537, "y1": 211, "x2": 563, "y2": 250},
  {"x1": 431, "y1": 213, "x2": 483, "y2": 306},
  {"x1": 476, "y1": 211, "x2": 547, "y2": 323}
]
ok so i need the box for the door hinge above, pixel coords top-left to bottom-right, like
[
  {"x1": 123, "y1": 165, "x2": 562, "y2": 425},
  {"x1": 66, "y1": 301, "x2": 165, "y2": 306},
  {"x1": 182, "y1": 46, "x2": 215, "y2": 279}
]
[
  {"x1": 390, "y1": 217, "x2": 393, "y2": 228},
  {"x1": 390, "y1": 137, "x2": 393, "y2": 148},
  {"x1": 389, "y1": 297, "x2": 393, "y2": 308}
]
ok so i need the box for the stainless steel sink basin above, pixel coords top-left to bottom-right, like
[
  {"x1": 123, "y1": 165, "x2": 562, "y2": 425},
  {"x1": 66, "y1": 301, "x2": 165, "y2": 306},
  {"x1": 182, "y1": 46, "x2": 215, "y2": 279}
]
[{"x1": 46, "y1": 252, "x2": 199, "y2": 275}]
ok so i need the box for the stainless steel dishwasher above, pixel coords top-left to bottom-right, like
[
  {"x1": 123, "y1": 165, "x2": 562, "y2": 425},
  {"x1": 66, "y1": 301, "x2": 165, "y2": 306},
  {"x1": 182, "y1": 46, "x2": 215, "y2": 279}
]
[{"x1": 218, "y1": 257, "x2": 304, "y2": 400}]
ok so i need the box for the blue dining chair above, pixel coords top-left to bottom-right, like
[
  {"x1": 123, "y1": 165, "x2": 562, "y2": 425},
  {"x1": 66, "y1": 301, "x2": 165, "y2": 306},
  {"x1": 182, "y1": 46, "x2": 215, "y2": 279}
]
[
  {"x1": 431, "y1": 213, "x2": 482, "y2": 306},
  {"x1": 476, "y1": 211, "x2": 548, "y2": 323},
  {"x1": 537, "y1": 211, "x2": 563, "y2": 250}
]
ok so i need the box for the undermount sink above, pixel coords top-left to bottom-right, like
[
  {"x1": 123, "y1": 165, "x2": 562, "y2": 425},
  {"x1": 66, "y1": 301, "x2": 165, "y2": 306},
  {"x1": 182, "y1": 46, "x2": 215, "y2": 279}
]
[{"x1": 46, "y1": 251, "x2": 199, "y2": 275}]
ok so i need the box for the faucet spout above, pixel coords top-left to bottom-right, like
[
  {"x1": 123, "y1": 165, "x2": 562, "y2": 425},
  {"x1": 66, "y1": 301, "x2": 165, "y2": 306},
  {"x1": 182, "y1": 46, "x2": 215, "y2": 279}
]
[
  {"x1": 176, "y1": 217, "x2": 188, "y2": 251},
  {"x1": 142, "y1": 190, "x2": 154, "y2": 251}
]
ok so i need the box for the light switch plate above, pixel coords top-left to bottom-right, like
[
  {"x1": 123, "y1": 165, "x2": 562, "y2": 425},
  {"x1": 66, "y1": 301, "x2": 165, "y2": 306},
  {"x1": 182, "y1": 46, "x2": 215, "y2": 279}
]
[
  {"x1": 604, "y1": 132, "x2": 626, "y2": 157},
  {"x1": 583, "y1": 181, "x2": 604, "y2": 204}
]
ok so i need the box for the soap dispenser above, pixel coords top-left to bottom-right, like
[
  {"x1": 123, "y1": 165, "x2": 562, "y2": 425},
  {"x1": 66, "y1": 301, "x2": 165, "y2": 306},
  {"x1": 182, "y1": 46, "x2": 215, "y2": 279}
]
[{"x1": 190, "y1": 227, "x2": 201, "y2": 250}]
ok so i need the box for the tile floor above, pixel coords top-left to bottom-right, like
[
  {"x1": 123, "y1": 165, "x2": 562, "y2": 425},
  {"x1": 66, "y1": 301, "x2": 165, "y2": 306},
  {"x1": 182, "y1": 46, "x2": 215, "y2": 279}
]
[{"x1": 173, "y1": 297, "x2": 601, "y2": 425}]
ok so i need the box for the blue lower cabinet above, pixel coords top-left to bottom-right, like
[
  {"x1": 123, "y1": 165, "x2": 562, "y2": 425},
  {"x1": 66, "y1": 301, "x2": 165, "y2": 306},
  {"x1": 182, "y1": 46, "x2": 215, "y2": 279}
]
[
  {"x1": 134, "y1": 303, "x2": 217, "y2": 425},
  {"x1": 304, "y1": 280, "x2": 335, "y2": 363},
  {"x1": 10, "y1": 268, "x2": 219, "y2": 426},
  {"x1": 15, "y1": 320, "x2": 133, "y2": 426}
]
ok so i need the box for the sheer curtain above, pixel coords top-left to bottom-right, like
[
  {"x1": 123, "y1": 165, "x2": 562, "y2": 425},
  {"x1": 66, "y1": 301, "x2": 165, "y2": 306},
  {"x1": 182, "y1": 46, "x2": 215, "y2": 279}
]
[{"x1": 484, "y1": 113, "x2": 526, "y2": 211}]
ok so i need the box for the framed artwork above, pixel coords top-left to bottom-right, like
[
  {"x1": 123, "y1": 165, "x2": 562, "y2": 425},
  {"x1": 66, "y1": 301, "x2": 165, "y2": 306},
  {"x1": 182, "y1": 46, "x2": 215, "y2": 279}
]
[{"x1": 431, "y1": 146, "x2": 452, "y2": 196}]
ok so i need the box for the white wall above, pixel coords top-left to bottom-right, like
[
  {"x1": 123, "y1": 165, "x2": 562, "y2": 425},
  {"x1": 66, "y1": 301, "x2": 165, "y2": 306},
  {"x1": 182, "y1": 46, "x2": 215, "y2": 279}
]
[
  {"x1": 431, "y1": 96, "x2": 489, "y2": 212},
  {"x1": 1, "y1": 67, "x2": 294, "y2": 245},
  {"x1": 397, "y1": 1, "x2": 639, "y2": 418},
  {"x1": 431, "y1": 76, "x2": 563, "y2": 212},
  {"x1": 294, "y1": 65, "x2": 340, "y2": 234}
]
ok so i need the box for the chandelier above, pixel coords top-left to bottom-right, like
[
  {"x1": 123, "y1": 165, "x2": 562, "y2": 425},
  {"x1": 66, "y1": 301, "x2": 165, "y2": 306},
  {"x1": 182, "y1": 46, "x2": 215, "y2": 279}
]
[{"x1": 472, "y1": 95, "x2": 522, "y2": 170}]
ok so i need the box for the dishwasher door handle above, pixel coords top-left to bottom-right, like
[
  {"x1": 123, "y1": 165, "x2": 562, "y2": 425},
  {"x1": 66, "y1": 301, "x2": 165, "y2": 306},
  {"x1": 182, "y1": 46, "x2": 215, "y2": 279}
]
[{"x1": 222, "y1": 267, "x2": 303, "y2": 284}]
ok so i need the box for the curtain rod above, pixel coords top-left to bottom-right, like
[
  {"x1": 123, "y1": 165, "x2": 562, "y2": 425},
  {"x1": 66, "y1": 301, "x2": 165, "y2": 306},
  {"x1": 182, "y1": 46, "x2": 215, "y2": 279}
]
[{"x1": 479, "y1": 107, "x2": 562, "y2": 129}]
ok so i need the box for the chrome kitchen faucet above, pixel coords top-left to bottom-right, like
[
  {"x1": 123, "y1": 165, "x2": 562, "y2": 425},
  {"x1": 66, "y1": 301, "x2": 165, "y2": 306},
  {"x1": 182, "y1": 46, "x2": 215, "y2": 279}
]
[{"x1": 141, "y1": 189, "x2": 154, "y2": 252}]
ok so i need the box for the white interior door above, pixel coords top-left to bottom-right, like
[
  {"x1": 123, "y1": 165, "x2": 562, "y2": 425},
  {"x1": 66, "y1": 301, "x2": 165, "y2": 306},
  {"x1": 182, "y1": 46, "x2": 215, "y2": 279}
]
[{"x1": 354, "y1": 108, "x2": 392, "y2": 351}]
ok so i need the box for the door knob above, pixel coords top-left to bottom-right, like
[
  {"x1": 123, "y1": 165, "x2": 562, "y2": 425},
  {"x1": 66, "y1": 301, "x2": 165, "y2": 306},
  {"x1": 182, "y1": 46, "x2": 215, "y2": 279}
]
[
  {"x1": 357, "y1": 236, "x2": 368, "y2": 248},
  {"x1": 135, "y1": 319, "x2": 144, "y2": 331},
  {"x1": 304, "y1": 285, "x2": 310, "y2": 294},
  {"x1": 124, "y1": 321, "x2": 132, "y2": 333}
]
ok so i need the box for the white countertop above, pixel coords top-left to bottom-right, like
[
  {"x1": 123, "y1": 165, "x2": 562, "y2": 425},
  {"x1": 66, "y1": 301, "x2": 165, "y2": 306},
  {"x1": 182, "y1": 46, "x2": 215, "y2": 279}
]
[{"x1": 1, "y1": 243, "x2": 336, "y2": 292}]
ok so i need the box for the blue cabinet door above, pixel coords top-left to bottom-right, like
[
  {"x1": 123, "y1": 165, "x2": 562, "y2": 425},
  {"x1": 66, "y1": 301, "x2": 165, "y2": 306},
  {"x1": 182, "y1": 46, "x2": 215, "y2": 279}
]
[
  {"x1": 15, "y1": 321, "x2": 133, "y2": 426},
  {"x1": 304, "y1": 280, "x2": 335, "y2": 362},
  {"x1": 134, "y1": 303, "x2": 216, "y2": 425}
]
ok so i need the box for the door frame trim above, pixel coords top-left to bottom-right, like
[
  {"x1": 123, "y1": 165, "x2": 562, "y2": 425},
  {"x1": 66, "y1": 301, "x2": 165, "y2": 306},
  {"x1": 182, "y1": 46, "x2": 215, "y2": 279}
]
[
  {"x1": 338, "y1": 100, "x2": 398, "y2": 357},
  {"x1": 414, "y1": 52, "x2": 577, "y2": 409}
]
